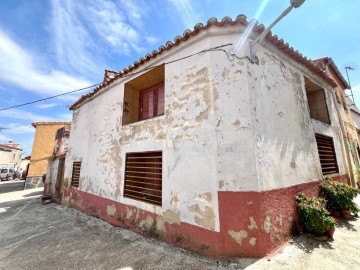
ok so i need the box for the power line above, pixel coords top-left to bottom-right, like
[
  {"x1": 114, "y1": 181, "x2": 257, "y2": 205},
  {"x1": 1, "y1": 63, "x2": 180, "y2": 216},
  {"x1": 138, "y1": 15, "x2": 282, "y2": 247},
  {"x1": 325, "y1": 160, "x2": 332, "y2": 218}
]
[
  {"x1": 0, "y1": 83, "x2": 102, "y2": 112},
  {"x1": 0, "y1": 43, "x2": 235, "y2": 112}
]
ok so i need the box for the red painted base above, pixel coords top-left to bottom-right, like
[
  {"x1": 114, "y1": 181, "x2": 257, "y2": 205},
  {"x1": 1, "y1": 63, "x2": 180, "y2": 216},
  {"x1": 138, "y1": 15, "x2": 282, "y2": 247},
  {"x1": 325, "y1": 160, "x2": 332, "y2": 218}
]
[{"x1": 62, "y1": 174, "x2": 348, "y2": 258}]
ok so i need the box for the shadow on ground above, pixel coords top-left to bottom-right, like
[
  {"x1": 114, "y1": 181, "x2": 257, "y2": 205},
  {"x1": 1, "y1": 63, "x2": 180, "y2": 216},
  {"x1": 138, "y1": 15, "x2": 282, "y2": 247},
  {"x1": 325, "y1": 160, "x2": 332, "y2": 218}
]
[
  {"x1": 22, "y1": 190, "x2": 43, "y2": 198},
  {"x1": 292, "y1": 234, "x2": 334, "y2": 253},
  {"x1": 336, "y1": 216, "x2": 358, "y2": 231}
]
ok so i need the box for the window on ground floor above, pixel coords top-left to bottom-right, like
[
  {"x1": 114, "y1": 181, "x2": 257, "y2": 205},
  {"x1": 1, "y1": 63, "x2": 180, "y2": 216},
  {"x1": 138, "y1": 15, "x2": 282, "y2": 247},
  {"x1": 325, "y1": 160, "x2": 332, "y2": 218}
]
[
  {"x1": 71, "y1": 161, "x2": 81, "y2": 188},
  {"x1": 122, "y1": 64, "x2": 165, "y2": 125},
  {"x1": 315, "y1": 134, "x2": 339, "y2": 175},
  {"x1": 305, "y1": 77, "x2": 330, "y2": 124},
  {"x1": 124, "y1": 151, "x2": 162, "y2": 206}
]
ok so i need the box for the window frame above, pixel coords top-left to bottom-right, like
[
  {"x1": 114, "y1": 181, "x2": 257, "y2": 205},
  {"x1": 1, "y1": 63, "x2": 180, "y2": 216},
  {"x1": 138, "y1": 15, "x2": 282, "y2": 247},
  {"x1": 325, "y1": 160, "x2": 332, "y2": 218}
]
[
  {"x1": 315, "y1": 133, "x2": 339, "y2": 175},
  {"x1": 139, "y1": 83, "x2": 164, "y2": 121},
  {"x1": 304, "y1": 77, "x2": 331, "y2": 125},
  {"x1": 71, "y1": 161, "x2": 81, "y2": 188},
  {"x1": 123, "y1": 151, "x2": 162, "y2": 206}
]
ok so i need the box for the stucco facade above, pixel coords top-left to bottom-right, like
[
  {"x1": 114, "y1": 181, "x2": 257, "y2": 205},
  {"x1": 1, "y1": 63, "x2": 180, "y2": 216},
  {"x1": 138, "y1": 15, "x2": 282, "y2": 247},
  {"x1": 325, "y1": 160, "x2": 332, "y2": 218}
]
[
  {"x1": 0, "y1": 143, "x2": 22, "y2": 170},
  {"x1": 313, "y1": 58, "x2": 359, "y2": 186},
  {"x1": 26, "y1": 122, "x2": 71, "y2": 189},
  {"x1": 62, "y1": 16, "x2": 348, "y2": 258}
]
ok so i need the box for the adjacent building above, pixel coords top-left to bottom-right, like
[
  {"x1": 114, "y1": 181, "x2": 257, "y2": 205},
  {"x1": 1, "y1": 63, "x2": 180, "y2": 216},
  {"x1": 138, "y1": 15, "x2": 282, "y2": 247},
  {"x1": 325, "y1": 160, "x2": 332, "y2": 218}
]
[
  {"x1": 0, "y1": 141, "x2": 22, "y2": 171},
  {"x1": 61, "y1": 15, "x2": 349, "y2": 257},
  {"x1": 313, "y1": 57, "x2": 360, "y2": 186},
  {"x1": 26, "y1": 122, "x2": 71, "y2": 189},
  {"x1": 44, "y1": 125, "x2": 70, "y2": 201}
]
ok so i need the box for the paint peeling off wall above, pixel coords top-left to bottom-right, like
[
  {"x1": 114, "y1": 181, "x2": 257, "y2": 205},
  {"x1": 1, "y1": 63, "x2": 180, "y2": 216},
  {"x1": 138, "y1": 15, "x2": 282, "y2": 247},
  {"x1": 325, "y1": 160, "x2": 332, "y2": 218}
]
[
  {"x1": 252, "y1": 46, "x2": 343, "y2": 191},
  {"x1": 228, "y1": 230, "x2": 248, "y2": 246}
]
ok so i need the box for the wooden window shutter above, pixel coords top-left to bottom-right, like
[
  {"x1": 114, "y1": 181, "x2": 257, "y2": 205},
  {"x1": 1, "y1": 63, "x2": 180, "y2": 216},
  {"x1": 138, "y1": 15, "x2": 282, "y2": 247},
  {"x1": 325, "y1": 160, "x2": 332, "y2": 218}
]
[
  {"x1": 124, "y1": 151, "x2": 162, "y2": 206},
  {"x1": 71, "y1": 161, "x2": 81, "y2": 188},
  {"x1": 157, "y1": 84, "x2": 165, "y2": 116},
  {"x1": 315, "y1": 134, "x2": 339, "y2": 175},
  {"x1": 141, "y1": 88, "x2": 155, "y2": 120}
]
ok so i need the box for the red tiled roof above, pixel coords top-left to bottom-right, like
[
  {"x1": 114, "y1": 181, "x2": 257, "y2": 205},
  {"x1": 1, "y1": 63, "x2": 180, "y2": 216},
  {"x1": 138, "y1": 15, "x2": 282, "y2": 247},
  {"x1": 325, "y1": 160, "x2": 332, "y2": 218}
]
[
  {"x1": 0, "y1": 144, "x2": 22, "y2": 151},
  {"x1": 312, "y1": 57, "x2": 350, "y2": 90},
  {"x1": 69, "y1": 14, "x2": 337, "y2": 110},
  {"x1": 103, "y1": 69, "x2": 119, "y2": 83}
]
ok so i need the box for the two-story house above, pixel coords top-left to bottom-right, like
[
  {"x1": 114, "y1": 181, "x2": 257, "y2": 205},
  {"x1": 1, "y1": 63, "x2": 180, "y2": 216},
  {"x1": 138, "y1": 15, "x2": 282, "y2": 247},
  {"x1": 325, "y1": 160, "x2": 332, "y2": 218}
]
[{"x1": 62, "y1": 15, "x2": 348, "y2": 258}]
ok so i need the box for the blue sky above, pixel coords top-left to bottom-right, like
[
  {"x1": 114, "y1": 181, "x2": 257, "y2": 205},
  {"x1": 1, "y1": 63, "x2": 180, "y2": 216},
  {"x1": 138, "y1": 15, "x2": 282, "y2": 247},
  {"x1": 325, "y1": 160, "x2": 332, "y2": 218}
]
[{"x1": 0, "y1": 0, "x2": 359, "y2": 156}]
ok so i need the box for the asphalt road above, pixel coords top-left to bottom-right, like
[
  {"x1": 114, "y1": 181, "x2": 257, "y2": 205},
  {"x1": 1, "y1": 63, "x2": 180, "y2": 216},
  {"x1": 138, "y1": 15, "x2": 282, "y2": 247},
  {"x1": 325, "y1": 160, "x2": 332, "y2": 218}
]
[{"x1": 0, "y1": 179, "x2": 25, "y2": 194}]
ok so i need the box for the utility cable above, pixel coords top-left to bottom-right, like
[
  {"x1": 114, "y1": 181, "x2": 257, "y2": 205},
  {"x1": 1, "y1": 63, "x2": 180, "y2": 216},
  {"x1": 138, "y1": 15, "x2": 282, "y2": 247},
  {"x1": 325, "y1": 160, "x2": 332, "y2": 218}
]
[{"x1": 0, "y1": 43, "x2": 238, "y2": 112}]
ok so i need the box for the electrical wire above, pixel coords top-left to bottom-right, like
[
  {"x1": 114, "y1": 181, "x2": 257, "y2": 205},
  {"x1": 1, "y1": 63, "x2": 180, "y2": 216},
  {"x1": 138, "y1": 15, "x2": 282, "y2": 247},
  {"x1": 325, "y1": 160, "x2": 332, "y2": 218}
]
[
  {"x1": 0, "y1": 43, "x2": 240, "y2": 112},
  {"x1": 0, "y1": 83, "x2": 102, "y2": 111}
]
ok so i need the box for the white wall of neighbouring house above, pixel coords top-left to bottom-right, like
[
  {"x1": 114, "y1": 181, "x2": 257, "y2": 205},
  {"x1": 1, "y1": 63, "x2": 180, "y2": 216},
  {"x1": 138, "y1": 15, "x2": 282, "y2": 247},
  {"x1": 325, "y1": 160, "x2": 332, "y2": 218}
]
[{"x1": 63, "y1": 26, "x2": 346, "y2": 232}]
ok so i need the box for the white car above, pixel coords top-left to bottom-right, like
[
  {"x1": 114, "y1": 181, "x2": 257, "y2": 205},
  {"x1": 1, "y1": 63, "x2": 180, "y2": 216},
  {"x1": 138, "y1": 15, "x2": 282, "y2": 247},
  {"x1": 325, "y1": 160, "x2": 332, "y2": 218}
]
[{"x1": 0, "y1": 168, "x2": 14, "y2": 181}]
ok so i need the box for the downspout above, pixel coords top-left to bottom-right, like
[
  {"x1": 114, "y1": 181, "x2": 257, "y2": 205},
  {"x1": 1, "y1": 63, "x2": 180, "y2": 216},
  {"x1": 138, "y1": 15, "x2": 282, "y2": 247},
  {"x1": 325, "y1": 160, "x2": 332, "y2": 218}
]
[{"x1": 331, "y1": 90, "x2": 356, "y2": 186}]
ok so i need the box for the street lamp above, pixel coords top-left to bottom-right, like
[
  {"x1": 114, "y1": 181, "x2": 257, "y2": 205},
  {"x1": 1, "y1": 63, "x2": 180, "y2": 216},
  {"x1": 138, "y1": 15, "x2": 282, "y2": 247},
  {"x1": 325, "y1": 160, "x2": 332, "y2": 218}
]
[
  {"x1": 250, "y1": 0, "x2": 306, "y2": 63},
  {"x1": 345, "y1": 66, "x2": 356, "y2": 106}
]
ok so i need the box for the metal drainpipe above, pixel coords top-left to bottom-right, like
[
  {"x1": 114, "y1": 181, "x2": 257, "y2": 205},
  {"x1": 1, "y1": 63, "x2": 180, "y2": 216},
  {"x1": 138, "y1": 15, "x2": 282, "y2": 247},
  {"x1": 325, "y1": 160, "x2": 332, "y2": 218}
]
[{"x1": 331, "y1": 90, "x2": 356, "y2": 187}]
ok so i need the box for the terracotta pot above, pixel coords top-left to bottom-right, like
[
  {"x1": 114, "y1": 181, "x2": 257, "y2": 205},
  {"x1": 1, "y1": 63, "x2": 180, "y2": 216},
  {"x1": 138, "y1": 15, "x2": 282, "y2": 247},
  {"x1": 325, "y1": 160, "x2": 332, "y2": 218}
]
[
  {"x1": 326, "y1": 228, "x2": 335, "y2": 238},
  {"x1": 342, "y1": 209, "x2": 351, "y2": 219},
  {"x1": 331, "y1": 211, "x2": 340, "y2": 218}
]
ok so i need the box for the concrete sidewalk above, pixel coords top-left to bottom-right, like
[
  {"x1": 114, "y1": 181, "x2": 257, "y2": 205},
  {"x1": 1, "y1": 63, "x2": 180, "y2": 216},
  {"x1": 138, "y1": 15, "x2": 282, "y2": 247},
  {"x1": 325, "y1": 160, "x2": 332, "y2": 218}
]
[
  {"x1": 0, "y1": 194, "x2": 359, "y2": 269},
  {"x1": 0, "y1": 182, "x2": 43, "y2": 203}
]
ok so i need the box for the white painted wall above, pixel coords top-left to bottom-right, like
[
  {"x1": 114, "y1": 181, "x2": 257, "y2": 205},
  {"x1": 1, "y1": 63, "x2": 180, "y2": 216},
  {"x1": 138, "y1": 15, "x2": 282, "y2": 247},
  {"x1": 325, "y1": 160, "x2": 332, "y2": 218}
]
[
  {"x1": 46, "y1": 158, "x2": 59, "y2": 196},
  {"x1": 64, "y1": 26, "x2": 346, "y2": 232}
]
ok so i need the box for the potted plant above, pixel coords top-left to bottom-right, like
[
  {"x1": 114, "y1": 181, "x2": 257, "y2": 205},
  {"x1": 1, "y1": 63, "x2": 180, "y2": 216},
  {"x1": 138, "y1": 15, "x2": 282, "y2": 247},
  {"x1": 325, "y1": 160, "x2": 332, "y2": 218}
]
[
  {"x1": 336, "y1": 181, "x2": 359, "y2": 218},
  {"x1": 296, "y1": 193, "x2": 336, "y2": 239},
  {"x1": 320, "y1": 178, "x2": 341, "y2": 218},
  {"x1": 320, "y1": 177, "x2": 359, "y2": 219}
]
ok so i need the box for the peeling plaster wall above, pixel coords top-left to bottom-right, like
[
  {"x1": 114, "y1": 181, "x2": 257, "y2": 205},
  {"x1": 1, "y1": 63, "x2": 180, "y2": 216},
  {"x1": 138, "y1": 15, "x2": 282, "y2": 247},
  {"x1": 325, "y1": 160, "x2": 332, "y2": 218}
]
[
  {"x1": 45, "y1": 158, "x2": 59, "y2": 196},
  {"x1": 249, "y1": 46, "x2": 345, "y2": 191},
  {"x1": 64, "y1": 26, "x2": 345, "y2": 238}
]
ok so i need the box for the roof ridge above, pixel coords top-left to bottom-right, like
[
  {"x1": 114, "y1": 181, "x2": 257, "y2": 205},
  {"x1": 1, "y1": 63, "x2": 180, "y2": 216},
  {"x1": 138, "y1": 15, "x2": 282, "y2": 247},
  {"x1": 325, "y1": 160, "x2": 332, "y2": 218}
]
[{"x1": 69, "y1": 14, "x2": 336, "y2": 110}]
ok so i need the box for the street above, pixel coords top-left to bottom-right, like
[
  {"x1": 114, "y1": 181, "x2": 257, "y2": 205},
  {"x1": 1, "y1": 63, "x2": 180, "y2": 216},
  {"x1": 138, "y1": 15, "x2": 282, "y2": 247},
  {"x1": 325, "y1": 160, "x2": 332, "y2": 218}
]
[
  {"x1": 0, "y1": 179, "x2": 25, "y2": 194},
  {"x1": 0, "y1": 184, "x2": 360, "y2": 269}
]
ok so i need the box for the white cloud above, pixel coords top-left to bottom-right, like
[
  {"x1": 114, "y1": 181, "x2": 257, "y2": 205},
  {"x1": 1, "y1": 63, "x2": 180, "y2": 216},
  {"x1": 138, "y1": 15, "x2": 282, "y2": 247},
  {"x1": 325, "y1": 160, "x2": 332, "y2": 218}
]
[
  {"x1": 0, "y1": 29, "x2": 92, "y2": 97},
  {"x1": 0, "y1": 133, "x2": 11, "y2": 143},
  {"x1": 146, "y1": 36, "x2": 159, "y2": 45},
  {"x1": 1, "y1": 123, "x2": 35, "y2": 134},
  {"x1": 167, "y1": 0, "x2": 200, "y2": 28},
  {"x1": 37, "y1": 102, "x2": 60, "y2": 109},
  {"x1": 51, "y1": 0, "x2": 156, "y2": 66},
  {"x1": 0, "y1": 109, "x2": 54, "y2": 122}
]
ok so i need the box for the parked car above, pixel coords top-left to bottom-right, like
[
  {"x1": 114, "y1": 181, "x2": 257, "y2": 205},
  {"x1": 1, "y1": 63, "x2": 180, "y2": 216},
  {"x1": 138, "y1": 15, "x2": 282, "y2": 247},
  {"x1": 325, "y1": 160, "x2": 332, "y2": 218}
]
[{"x1": 0, "y1": 168, "x2": 14, "y2": 181}]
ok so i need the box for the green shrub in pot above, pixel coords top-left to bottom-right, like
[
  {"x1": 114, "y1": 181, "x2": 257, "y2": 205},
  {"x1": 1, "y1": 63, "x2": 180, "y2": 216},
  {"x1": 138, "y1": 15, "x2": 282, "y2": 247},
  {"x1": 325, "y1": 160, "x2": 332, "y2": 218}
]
[{"x1": 296, "y1": 193, "x2": 336, "y2": 235}]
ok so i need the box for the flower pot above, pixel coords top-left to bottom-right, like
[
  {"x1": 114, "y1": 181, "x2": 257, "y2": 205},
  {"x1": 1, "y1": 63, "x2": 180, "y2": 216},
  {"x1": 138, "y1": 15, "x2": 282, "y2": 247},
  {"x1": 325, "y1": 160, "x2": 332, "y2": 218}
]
[
  {"x1": 313, "y1": 235, "x2": 328, "y2": 241},
  {"x1": 326, "y1": 228, "x2": 335, "y2": 238},
  {"x1": 331, "y1": 211, "x2": 340, "y2": 218},
  {"x1": 342, "y1": 209, "x2": 351, "y2": 219}
]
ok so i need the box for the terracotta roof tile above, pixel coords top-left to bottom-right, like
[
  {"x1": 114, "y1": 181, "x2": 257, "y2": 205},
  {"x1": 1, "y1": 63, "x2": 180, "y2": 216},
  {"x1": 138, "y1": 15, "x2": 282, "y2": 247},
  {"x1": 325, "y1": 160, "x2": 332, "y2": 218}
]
[{"x1": 69, "y1": 14, "x2": 337, "y2": 110}]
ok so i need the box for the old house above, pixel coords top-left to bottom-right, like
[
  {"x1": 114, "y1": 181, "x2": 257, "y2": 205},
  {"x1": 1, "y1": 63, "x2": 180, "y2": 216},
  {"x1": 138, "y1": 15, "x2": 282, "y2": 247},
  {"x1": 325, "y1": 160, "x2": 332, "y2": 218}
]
[
  {"x1": 313, "y1": 57, "x2": 360, "y2": 185},
  {"x1": 26, "y1": 122, "x2": 71, "y2": 189},
  {"x1": 62, "y1": 15, "x2": 349, "y2": 257},
  {"x1": 0, "y1": 141, "x2": 22, "y2": 171},
  {"x1": 44, "y1": 125, "x2": 70, "y2": 202}
]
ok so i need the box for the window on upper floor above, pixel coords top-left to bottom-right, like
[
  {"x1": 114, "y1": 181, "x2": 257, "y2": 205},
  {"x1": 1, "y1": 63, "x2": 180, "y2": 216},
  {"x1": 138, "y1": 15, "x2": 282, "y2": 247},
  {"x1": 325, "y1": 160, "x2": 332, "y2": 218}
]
[
  {"x1": 305, "y1": 77, "x2": 330, "y2": 125},
  {"x1": 124, "y1": 151, "x2": 162, "y2": 206},
  {"x1": 122, "y1": 64, "x2": 165, "y2": 125},
  {"x1": 315, "y1": 134, "x2": 338, "y2": 175}
]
